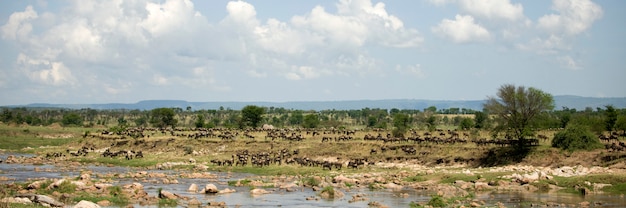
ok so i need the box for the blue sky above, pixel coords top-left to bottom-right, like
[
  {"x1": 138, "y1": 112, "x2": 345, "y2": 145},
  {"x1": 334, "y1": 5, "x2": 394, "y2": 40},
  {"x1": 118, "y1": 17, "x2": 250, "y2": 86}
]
[{"x1": 0, "y1": 0, "x2": 624, "y2": 105}]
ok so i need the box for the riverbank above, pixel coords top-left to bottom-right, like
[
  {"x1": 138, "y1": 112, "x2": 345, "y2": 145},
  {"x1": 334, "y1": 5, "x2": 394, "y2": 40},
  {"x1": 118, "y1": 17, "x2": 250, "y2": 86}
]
[{"x1": 1, "y1": 124, "x2": 626, "y2": 207}]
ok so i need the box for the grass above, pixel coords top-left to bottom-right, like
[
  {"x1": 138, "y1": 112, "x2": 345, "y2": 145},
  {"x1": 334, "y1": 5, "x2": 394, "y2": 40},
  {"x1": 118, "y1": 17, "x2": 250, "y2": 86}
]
[
  {"x1": 550, "y1": 174, "x2": 626, "y2": 194},
  {"x1": 158, "y1": 199, "x2": 178, "y2": 207},
  {"x1": 302, "y1": 177, "x2": 321, "y2": 187},
  {"x1": 403, "y1": 175, "x2": 427, "y2": 183},
  {"x1": 228, "y1": 179, "x2": 252, "y2": 187},
  {"x1": 320, "y1": 186, "x2": 335, "y2": 198}
]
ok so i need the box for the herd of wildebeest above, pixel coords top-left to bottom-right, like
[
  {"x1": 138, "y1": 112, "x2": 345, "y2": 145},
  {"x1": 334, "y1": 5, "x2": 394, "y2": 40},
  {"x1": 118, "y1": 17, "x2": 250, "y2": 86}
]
[{"x1": 44, "y1": 126, "x2": 626, "y2": 170}]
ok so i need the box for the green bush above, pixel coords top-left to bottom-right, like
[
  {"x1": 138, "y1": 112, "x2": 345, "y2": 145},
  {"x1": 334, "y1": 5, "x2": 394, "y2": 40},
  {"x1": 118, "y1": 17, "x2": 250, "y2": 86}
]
[
  {"x1": 427, "y1": 195, "x2": 446, "y2": 207},
  {"x1": 551, "y1": 125, "x2": 603, "y2": 151}
]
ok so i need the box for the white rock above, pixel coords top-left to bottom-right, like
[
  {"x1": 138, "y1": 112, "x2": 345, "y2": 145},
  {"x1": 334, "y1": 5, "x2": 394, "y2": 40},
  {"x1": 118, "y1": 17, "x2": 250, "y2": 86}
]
[{"x1": 74, "y1": 200, "x2": 101, "y2": 208}]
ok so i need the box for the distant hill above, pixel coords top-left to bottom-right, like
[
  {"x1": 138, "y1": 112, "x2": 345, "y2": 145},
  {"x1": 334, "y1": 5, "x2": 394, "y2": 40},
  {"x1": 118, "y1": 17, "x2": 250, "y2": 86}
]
[{"x1": 6, "y1": 95, "x2": 626, "y2": 111}]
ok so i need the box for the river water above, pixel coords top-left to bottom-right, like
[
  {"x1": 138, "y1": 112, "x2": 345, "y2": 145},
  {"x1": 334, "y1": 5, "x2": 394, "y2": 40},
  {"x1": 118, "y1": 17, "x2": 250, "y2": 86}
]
[{"x1": 1, "y1": 154, "x2": 625, "y2": 207}]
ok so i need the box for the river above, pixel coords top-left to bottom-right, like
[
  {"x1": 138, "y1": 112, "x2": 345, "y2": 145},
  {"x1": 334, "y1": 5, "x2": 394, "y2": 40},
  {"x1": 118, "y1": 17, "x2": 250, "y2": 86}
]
[{"x1": 1, "y1": 153, "x2": 625, "y2": 207}]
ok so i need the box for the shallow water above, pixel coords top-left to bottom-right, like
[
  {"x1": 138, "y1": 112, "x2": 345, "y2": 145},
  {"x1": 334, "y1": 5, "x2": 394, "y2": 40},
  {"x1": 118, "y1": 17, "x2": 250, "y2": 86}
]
[{"x1": 1, "y1": 153, "x2": 625, "y2": 207}]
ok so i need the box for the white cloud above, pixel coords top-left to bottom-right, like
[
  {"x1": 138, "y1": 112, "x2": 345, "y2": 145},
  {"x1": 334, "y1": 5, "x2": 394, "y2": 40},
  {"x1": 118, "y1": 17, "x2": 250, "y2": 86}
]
[
  {"x1": 0, "y1": 0, "x2": 427, "y2": 103},
  {"x1": 427, "y1": 0, "x2": 456, "y2": 6},
  {"x1": 16, "y1": 53, "x2": 75, "y2": 86},
  {"x1": 291, "y1": 0, "x2": 422, "y2": 48},
  {"x1": 538, "y1": 0, "x2": 603, "y2": 36},
  {"x1": 517, "y1": 35, "x2": 570, "y2": 54},
  {"x1": 432, "y1": 15, "x2": 490, "y2": 43},
  {"x1": 285, "y1": 72, "x2": 301, "y2": 81},
  {"x1": 0, "y1": 5, "x2": 37, "y2": 41},
  {"x1": 458, "y1": 0, "x2": 524, "y2": 21},
  {"x1": 557, "y1": 55, "x2": 582, "y2": 70},
  {"x1": 395, "y1": 64, "x2": 425, "y2": 78}
]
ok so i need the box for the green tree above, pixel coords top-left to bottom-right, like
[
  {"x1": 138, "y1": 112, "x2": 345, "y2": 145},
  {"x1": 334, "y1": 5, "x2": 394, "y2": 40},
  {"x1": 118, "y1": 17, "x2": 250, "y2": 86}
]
[
  {"x1": 1, "y1": 109, "x2": 12, "y2": 123},
  {"x1": 473, "y1": 111, "x2": 487, "y2": 129},
  {"x1": 605, "y1": 105, "x2": 617, "y2": 131},
  {"x1": 303, "y1": 114, "x2": 320, "y2": 128},
  {"x1": 484, "y1": 84, "x2": 554, "y2": 146},
  {"x1": 289, "y1": 111, "x2": 304, "y2": 126},
  {"x1": 459, "y1": 118, "x2": 474, "y2": 130},
  {"x1": 367, "y1": 116, "x2": 377, "y2": 128},
  {"x1": 552, "y1": 125, "x2": 603, "y2": 152},
  {"x1": 61, "y1": 113, "x2": 83, "y2": 126},
  {"x1": 426, "y1": 115, "x2": 437, "y2": 131},
  {"x1": 392, "y1": 113, "x2": 410, "y2": 137},
  {"x1": 195, "y1": 114, "x2": 206, "y2": 128},
  {"x1": 615, "y1": 115, "x2": 626, "y2": 133},
  {"x1": 241, "y1": 105, "x2": 265, "y2": 128},
  {"x1": 150, "y1": 108, "x2": 177, "y2": 128}
]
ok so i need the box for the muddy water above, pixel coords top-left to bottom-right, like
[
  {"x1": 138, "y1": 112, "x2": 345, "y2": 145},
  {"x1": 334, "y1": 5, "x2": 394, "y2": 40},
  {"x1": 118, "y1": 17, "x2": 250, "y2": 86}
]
[{"x1": 1, "y1": 154, "x2": 625, "y2": 207}]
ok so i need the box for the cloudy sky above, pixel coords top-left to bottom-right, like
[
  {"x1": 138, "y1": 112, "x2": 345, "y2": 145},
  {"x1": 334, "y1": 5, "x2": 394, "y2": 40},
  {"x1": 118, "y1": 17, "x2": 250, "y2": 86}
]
[{"x1": 0, "y1": 0, "x2": 624, "y2": 105}]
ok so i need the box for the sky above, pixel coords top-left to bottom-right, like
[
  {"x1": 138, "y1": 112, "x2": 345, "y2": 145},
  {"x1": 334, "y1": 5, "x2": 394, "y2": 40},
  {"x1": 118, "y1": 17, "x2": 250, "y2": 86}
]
[{"x1": 0, "y1": 0, "x2": 624, "y2": 105}]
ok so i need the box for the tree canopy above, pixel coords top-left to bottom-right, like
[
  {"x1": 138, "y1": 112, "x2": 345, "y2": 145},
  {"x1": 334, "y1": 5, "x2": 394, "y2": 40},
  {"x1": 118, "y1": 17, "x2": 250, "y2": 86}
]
[
  {"x1": 484, "y1": 84, "x2": 554, "y2": 146},
  {"x1": 241, "y1": 105, "x2": 265, "y2": 128},
  {"x1": 150, "y1": 108, "x2": 177, "y2": 128}
]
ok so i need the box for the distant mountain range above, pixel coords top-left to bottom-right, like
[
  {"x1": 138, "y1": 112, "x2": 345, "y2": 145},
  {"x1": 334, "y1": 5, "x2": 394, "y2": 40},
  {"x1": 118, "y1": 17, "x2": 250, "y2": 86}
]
[{"x1": 6, "y1": 95, "x2": 626, "y2": 111}]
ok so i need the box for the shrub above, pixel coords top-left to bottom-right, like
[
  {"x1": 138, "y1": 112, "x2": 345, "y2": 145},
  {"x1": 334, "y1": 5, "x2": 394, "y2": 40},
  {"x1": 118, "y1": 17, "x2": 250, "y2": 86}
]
[
  {"x1": 551, "y1": 125, "x2": 603, "y2": 152},
  {"x1": 427, "y1": 195, "x2": 446, "y2": 207}
]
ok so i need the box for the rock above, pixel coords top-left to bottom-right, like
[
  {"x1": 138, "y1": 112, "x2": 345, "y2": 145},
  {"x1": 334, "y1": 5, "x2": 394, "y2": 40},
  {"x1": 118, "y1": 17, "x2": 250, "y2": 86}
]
[
  {"x1": 189, "y1": 158, "x2": 196, "y2": 163},
  {"x1": 207, "y1": 201, "x2": 226, "y2": 207},
  {"x1": 0, "y1": 197, "x2": 32, "y2": 204},
  {"x1": 320, "y1": 188, "x2": 344, "y2": 199},
  {"x1": 27, "y1": 180, "x2": 46, "y2": 189},
  {"x1": 23, "y1": 194, "x2": 64, "y2": 207},
  {"x1": 96, "y1": 200, "x2": 111, "y2": 207},
  {"x1": 250, "y1": 188, "x2": 270, "y2": 195},
  {"x1": 74, "y1": 200, "x2": 101, "y2": 208},
  {"x1": 94, "y1": 183, "x2": 113, "y2": 190},
  {"x1": 333, "y1": 175, "x2": 358, "y2": 184},
  {"x1": 383, "y1": 183, "x2": 403, "y2": 191},
  {"x1": 48, "y1": 179, "x2": 67, "y2": 189},
  {"x1": 188, "y1": 198, "x2": 202, "y2": 206},
  {"x1": 455, "y1": 180, "x2": 473, "y2": 189},
  {"x1": 470, "y1": 201, "x2": 481, "y2": 207},
  {"x1": 188, "y1": 183, "x2": 198, "y2": 192},
  {"x1": 80, "y1": 173, "x2": 91, "y2": 181},
  {"x1": 204, "y1": 184, "x2": 219, "y2": 194},
  {"x1": 218, "y1": 188, "x2": 236, "y2": 194},
  {"x1": 579, "y1": 201, "x2": 590, "y2": 207},
  {"x1": 348, "y1": 193, "x2": 368, "y2": 203},
  {"x1": 474, "y1": 182, "x2": 490, "y2": 191},
  {"x1": 159, "y1": 190, "x2": 178, "y2": 200},
  {"x1": 368, "y1": 201, "x2": 389, "y2": 208}
]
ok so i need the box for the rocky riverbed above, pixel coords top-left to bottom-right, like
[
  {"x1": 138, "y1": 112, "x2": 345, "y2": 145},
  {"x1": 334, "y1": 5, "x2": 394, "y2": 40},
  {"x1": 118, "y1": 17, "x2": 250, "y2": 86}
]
[{"x1": 1, "y1": 153, "x2": 626, "y2": 208}]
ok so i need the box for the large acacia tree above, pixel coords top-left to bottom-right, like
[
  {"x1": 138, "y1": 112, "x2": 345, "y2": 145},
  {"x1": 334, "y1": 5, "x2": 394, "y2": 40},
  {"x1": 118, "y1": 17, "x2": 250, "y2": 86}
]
[
  {"x1": 484, "y1": 84, "x2": 554, "y2": 146},
  {"x1": 241, "y1": 105, "x2": 265, "y2": 128},
  {"x1": 150, "y1": 108, "x2": 178, "y2": 128}
]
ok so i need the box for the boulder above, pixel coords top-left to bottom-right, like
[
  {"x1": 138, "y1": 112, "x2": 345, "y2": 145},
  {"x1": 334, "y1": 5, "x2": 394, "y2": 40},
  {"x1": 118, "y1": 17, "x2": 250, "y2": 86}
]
[
  {"x1": 333, "y1": 175, "x2": 358, "y2": 184},
  {"x1": 474, "y1": 182, "x2": 490, "y2": 191},
  {"x1": 204, "y1": 184, "x2": 219, "y2": 194},
  {"x1": 383, "y1": 183, "x2": 403, "y2": 191},
  {"x1": 218, "y1": 188, "x2": 236, "y2": 194},
  {"x1": 27, "y1": 180, "x2": 46, "y2": 190},
  {"x1": 159, "y1": 190, "x2": 178, "y2": 200},
  {"x1": 17, "y1": 194, "x2": 65, "y2": 207},
  {"x1": 188, "y1": 183, "x2": 198, "y2": 192},
  {"x1": 250, "y1": 188, "x2": 270, "y2": 196},
  {"x1": 208, "y1": 201, "x2": 227, "y2": 207},
  {"x1": 74, "y1": 200, "x2": 101, "y2": 208},
  {"x1": 188, "y1": 198, "x2": 202, "y2": 206},
  {"x1": 96, "y1": 200, "x2": 111, "y2": 207}
]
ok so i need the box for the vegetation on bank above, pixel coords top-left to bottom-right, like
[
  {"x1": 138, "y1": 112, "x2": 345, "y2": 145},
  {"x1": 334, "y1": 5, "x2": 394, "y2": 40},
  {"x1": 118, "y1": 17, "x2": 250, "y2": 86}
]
[{"x1": 1, "y1": 85, "x2": 626, "y2": 208}]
